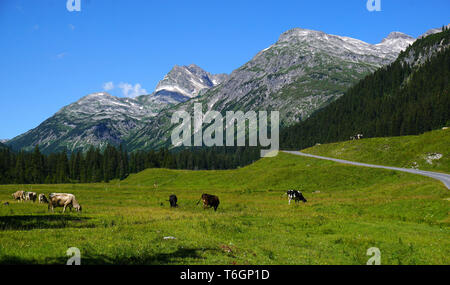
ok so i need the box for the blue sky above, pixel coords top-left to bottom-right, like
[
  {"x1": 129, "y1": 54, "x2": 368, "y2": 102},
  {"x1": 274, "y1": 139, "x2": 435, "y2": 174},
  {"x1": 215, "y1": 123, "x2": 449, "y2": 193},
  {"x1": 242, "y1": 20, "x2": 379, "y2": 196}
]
[{"x1": 0, "y1": 0, "x2": 449, "y2": 139}]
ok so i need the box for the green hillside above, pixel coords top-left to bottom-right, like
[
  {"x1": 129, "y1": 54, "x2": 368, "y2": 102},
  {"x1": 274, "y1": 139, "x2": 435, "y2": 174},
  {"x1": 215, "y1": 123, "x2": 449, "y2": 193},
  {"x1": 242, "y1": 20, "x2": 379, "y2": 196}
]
[
  {"x1": 121, "y1": 150, "x2": 424, "y2": 190},
  {"x1": 1, "y1": 152, "x2": 448, "y2": 264},
  {"x1": 303, "y1": 129, "x2": 450, "y2": 173}
]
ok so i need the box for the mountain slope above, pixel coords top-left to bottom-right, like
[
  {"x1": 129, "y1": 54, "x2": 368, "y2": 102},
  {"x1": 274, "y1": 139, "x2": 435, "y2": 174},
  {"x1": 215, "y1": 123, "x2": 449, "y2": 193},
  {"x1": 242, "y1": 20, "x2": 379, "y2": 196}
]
[
  {"x1": 281, "y1": 28, "x2": 450, "y2": 150},
  {"x1": 127, "y1": 28, "x2": 415, "y2": 150},
  {"x1": 199, "y1": 28, "x2": 414, "y2": 123},
  {"x1": 7, "y1": 65, "x2": 225, "y2": 153},
  {"x1": 7, "y1": 92, "x2": 156, "y2": 153},
  {"x1": 204, "y1": 28, "x2": 412, "y2": 123}
]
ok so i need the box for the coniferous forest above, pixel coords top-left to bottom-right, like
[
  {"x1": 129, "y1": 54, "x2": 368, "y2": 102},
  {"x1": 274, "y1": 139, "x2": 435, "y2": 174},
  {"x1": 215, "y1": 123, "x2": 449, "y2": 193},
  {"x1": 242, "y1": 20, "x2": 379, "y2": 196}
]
[{"x1": 0, "y1": 145, "x2": 260, "y2": 184}]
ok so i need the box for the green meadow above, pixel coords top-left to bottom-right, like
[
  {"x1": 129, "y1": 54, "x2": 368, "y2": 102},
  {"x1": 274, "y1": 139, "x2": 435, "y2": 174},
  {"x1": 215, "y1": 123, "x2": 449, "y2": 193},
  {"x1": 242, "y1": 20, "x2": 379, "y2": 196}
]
[
  {"x1": 303, "y1": 129, "x2": 450, "y2": 173},
  {"x1": 0, "y1": 150, "x2": 448, "y2": 265}
]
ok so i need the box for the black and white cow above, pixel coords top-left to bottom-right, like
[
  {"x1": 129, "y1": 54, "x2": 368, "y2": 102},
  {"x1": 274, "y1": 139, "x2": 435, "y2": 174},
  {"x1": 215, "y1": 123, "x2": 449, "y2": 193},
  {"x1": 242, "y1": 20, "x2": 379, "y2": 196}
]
[
  {"x1": 286, "y1": 190, "x2": 307, "y2": 205},
  {"x1": 350, "y1": 134, "x2": 363, "y2": 140},
  {"x1": 24, "y1": 192, "x2": 37, "y2": 202},
  {"x1": 38, "y1": 194, "x2": 49, "y2": 204}
]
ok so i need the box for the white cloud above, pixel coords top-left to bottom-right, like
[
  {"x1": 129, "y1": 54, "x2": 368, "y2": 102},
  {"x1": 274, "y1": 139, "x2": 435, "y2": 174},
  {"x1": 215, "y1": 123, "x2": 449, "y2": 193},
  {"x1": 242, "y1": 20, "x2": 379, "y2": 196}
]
[
  {"x1": 100, "y1": 81, "x2": 148, "y2": 98},
  {"x1": 103, "y1": 81, "x2": 114, "y2": 91},
  {"x1": 69, "y1": 24, "x2": 75, "y2": 30},
  {"x1": 118, "y1": 82, "x2": 148, "y2": 98},
  {"x1": 56, "y1": 52, "x2": 68, "y2": 59}
]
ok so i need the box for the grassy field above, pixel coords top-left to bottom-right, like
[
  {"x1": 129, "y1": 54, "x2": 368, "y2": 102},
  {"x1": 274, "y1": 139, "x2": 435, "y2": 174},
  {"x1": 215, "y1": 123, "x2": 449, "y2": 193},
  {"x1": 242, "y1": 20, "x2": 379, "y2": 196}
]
[
  {"x1": 302, "y1": 129, "x2": 450, "y2": 173},
  {"x1": 0, "y1": 152, "x2": 449, "y2": 265}
]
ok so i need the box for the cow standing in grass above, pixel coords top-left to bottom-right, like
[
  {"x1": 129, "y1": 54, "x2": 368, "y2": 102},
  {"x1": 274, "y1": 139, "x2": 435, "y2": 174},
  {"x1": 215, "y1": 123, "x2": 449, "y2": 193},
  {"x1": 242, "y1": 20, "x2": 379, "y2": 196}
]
[
  {"x1": 48, "y1": 193, "x2": 82, "y2": 213},
  {"x1": 24, "y1": 192, "x2": 37, "y2": 202},
  {"x1": 12, "y1": 191, "x2": 25, "y2": 202},
  {"x1": 169, "y1": 195, "x2": 178, "y2": 208},
  {"x1": 39, "y1": 194, "x2": 49, "y2": 204},
  {"x1": 197, "y1": 193, "x2": 220, "y2": 211},
  {"x1": 350, "y1": 134, "x2": 363, "y2": 140},
  {"x1": 286, "y1": 190, "x2": 307, "y2": 205}
]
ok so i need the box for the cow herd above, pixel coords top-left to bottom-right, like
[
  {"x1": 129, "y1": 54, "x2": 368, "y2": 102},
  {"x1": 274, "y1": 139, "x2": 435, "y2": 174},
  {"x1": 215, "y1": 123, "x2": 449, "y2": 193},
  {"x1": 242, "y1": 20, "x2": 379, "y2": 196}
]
[
  {"x1": 170, "y1": 190, "x2": 307, "y2": 211},
  {"x1": 12, "y1": 190, "x2": 38, "y2": 202},
  {"x1": 9, "y1": 190, "x2": 82, "y2": 213},
  {"x1": 5, "y1": 189, "x2": 307, "y2": 214}
]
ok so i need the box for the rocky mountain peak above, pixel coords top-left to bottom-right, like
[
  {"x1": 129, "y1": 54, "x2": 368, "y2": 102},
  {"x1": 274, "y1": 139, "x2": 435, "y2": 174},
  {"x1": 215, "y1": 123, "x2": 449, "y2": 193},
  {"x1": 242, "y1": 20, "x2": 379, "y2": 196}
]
[
  {"x1": 381, "y1": 31, "x2": 414, "y2": 42},
  {"x1": 376, "y1": 32, "x2": 415, "y2": 53},
  {"x1": 155, "y1": 64, "x2": 227, "y2": 99},
  {"x1": 78, "y1": 92, "x2": 113, "y2": 101},
  {"x1": 277, "y1": 28, "x2": 324, "y2": 42}
]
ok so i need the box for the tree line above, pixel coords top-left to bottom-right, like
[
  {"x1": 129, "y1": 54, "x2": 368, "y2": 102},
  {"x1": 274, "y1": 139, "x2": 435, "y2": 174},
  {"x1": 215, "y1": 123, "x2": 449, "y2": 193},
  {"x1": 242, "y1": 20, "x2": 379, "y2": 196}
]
[{"x1": 0, "y1": 145, "x2": 260, "y2": 184}]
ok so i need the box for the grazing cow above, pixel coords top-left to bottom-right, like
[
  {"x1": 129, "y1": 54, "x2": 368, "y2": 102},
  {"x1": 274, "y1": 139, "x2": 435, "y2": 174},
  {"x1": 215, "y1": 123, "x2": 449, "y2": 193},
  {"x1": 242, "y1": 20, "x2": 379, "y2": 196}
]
[
  {"x1": 350, "y1": 134, "x2": 363, "y2": 140},
  {"x1": 38, "y1": 194, "x2": 49, "y2": 204},
  {"x1": 286, "y1": 190, "x2": 307, "y2": 205},
  {"x1": 197, "y1": 193, "x2": 220, "y2": 211},
  {"x1": 24, "y1": 192, "x2": 37, "y2": 202},
  {"x1": 48, "y1": 193, "x2": 82, "y2": 213},
  {"x1": 169, "y1": 195, "x2": 178, "y2": 208},
  {"x1": 12, "y1": 190, "x2": 25, "y2": 202}
]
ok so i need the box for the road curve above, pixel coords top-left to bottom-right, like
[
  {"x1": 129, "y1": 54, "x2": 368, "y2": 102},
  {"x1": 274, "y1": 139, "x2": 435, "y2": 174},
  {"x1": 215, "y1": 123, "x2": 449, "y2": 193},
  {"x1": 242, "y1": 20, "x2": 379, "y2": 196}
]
[{"x1": 282, "y1": 151, "x2": 450, "y2": 190}]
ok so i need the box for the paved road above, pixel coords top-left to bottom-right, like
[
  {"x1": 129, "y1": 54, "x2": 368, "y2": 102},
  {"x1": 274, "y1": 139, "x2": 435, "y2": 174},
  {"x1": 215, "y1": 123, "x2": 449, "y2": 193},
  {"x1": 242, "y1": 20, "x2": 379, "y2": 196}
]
[{"x1": 282, "y1": 151, "x2": 450, "y2": 190}]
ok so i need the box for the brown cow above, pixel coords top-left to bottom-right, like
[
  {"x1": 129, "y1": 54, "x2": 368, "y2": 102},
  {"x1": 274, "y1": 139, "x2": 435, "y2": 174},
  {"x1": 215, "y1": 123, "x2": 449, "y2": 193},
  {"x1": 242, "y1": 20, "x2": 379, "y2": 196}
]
[
  {"x1": 48, "y1": 193, "x2": 82, "y2": 213},
  {"x1": 12, "y1": 191, "x2": 25, "y2": 202},
  {"x1": 197, "y1": 193, "x2": 220, "y2": 211}
]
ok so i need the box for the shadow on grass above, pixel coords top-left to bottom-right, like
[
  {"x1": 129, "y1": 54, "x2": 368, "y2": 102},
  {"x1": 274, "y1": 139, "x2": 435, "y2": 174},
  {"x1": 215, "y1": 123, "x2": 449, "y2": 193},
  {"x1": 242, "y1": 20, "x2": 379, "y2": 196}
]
[
  {"x1": 0, "y1": 215, "x2": 93, "y2": 231},
  {"x1": 0, "y1": 247, "x2": 218, "y2": 265}
]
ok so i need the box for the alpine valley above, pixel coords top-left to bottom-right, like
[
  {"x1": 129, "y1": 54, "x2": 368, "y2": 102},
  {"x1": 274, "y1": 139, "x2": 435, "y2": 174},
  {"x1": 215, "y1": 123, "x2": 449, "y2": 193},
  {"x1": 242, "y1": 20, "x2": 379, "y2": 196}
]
[{"x1": 7, "y1": 26, "x2": 446, "y2": 153}]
